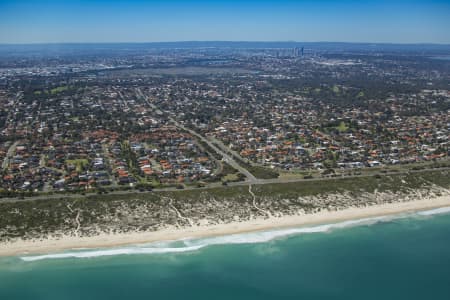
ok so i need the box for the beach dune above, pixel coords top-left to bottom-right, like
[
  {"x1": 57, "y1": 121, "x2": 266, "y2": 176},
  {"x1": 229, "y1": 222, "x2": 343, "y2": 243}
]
[{"x1": 1, "y1": 195, "x2": 450, "y2": 257}]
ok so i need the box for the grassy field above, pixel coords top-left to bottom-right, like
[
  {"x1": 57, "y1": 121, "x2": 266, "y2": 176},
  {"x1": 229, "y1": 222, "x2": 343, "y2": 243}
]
[
  {"x1": 336, "y1": 121, "x2": 349, "y2": 132},
  {"x1": 33, "y1": 86, "x2": 72, "y2": 96},
  {"x1": 50, "y1": 86, "x2": 70, "y2": 94},
  {"x1": 66, "y1": 159, "x2": 89, "y2": 172},
  {"x1": 247, "y1": 165, "x2": 280, "y2": 179}
]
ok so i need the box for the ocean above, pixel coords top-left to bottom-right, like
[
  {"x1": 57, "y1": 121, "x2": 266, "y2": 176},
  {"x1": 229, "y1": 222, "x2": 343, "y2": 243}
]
[{"x1": 1, "y1": 208, "x2": 450, "y2": 300}]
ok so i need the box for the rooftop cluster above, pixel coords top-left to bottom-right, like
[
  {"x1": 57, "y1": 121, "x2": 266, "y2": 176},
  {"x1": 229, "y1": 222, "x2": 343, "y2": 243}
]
[{"x1": 0, "y1": 46, "x2": 449, "y2": 195}]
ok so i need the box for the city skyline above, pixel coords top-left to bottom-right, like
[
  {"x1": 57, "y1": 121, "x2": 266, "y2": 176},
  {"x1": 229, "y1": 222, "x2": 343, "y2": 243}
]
[{"x1": 0, "y1": 0, "x2": 449, "y2": 44}]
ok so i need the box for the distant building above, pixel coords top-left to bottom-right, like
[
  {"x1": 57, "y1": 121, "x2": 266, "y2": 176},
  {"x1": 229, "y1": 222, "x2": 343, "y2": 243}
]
[{"x1": 292, "y1": 47, "x2": 304, "y2": 58}]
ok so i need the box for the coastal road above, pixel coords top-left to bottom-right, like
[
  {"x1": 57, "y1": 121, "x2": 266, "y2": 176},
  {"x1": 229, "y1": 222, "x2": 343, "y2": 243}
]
[
  {"x1": 2, "y1": 163, "x2": 449, "y2": 205},
  {"x1": 135, "y1": 88, "x2": 258, "y2": 183}
]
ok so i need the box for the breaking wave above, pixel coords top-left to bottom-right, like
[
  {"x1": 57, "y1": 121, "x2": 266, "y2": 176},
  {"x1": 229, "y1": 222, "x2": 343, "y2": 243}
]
[
  {"x1": 417, "y1": 206, "x2": 450, "y2": 216},
  {"x1": 183, "y1": 216, "x2": 389, "y2": 248},
  {"x1": 21, "y1": 245, "x2": 204, "y2": 262},
  {"x1": 20, "y1": 207, "x2": 450, "y2": 262},
  {"x1": 19, "y1": 216, "x2": 391, "y2": 262}
]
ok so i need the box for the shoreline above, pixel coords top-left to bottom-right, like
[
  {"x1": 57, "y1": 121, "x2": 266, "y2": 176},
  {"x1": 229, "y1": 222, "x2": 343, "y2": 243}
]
[{"x1": 1, "y1": 195, "x2": 450, "y2": 258}]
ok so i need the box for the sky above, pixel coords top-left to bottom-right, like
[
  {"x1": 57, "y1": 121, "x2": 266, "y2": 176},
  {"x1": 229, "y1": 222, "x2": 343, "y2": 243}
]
[{"x1": 0, "y1": 0, "x2": 449, "y2": 44}]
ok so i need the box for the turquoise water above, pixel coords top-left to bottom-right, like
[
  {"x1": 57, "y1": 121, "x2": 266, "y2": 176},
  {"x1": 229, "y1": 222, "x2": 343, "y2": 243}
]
[{"x1": 1, "y1": 210, "x2": 450, "y2": 300}]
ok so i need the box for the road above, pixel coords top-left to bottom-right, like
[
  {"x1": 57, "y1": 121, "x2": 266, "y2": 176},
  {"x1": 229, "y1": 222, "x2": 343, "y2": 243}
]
[
  {"x1": 171, "y1": 120, "x2": 258, "y2": 183},
  {"x1": 2, "y1": 141, "x2": 19, "y2": 170},
  {"x1": 135, "y1": 88, "x2": 258, "y2": 183},
  {"x1": 1, "y1": 89, "x2": 446, "y2": 204},
  {"x1": 2, "y1": 164, "x2": 449, "y2": 204}
]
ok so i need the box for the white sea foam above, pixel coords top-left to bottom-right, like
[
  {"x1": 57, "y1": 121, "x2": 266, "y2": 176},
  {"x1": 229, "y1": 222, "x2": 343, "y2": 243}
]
[
  {"x1": 183, "y1": 216, "x2": 390, "y2": 248},
  {"x1": 20, "y1": 207, "x2": 450, "y2": 262},
  {"x1": 20, "y1": 245, "x2": 204, "y2": 262},
  {"x1": 417, "y1": 206, "x2": 450, "y2": 216},
  {"x1": 20, "y1": 216, "x2": 392, "y2": 262}
]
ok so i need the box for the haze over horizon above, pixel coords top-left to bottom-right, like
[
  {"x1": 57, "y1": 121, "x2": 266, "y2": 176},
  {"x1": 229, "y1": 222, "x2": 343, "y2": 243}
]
[{"x1": 1, "y1": 0, "x2": 449, "y2": 44}]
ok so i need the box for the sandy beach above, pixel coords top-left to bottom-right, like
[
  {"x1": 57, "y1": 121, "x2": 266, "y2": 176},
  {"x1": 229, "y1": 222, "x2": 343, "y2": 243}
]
[{"x1": 1, "y1": 195, "x2": 450, "y2": 257}]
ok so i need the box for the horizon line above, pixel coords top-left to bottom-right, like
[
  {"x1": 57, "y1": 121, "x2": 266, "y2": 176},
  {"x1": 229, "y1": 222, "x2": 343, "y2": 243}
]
[{"x1": 1, "y1": 40, "x2": 450, "y2": 46}]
